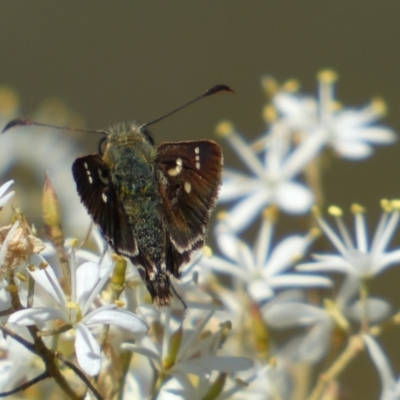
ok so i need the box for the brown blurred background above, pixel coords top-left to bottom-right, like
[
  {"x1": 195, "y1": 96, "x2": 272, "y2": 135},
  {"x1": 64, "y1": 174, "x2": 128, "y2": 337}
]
[{"x1": 0, "y1": 2, "x2": 400, "y2": 398}]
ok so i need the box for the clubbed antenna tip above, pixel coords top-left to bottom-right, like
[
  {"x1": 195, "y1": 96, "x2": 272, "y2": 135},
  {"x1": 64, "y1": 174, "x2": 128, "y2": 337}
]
[
  {"x1": 140, "y1": 83, "x2": 234, "y2": 129},
  {"x1": 203, "y1": 84, "x2": 235, "y2": 97},
  {"x1": 2, "y1": 118, "x2": 35, "y2": 133}
]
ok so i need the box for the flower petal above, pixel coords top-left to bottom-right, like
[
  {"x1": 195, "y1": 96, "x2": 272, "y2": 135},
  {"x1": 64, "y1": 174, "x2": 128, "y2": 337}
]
[
  {"x1": 265, "y1": 235, "x2": 311, "y2": 276},
  {"x1": 364, "y1": 335, "x2": 395, "y2": 398},
  {"x1": 29, "y1": 255, "x2": 67, "y2": 308},
  {"x1": 76, "y1": 262, "x2": 100, "y2": 306},
  {"x1": 333, "y1": 140, "x2": 373, "y2": 159},
  {"x1": 265, "y1": 302, "x2": 325, "y2": 328},
  {"x1": 0, "y1": 180, "x2": 15, "y2": 208},
  {"x1": 350, "y1": 127, "x2": 396, "y2": 144},
  {"x1": 0, "y1": 180, "x2": 14, "y2": 199},
  {"x1": 75, "y1": 322, "x2": 102, "y2": 376},
  {"x1": 219, "y1": 172, "x2": 259, "y2": 201},
  {"x1": 122, "y1": 343, "x2": 161, "y2": 364},
  {"x1": 275, "y1": 182, "x2": 314, "y2": 214},
  {"x1": 8, "y1": 307, "x2": 66, "y2": 325},
  {"x1": 347, "y1": 298, "x2": 391, "y2": 323},
  {"x1": 295, "y1": 322, "x2": 331, "y2": 363},
  {"x1": 84, "y1": 308, "x2": 148, "y2": 335},
  {"x1": 268, "y1": 274, "x2": 332, "y2": 289},
  {"x1": 226, "y1": 189, "x2": 271, "y2": 232},
  {"x1": 247, "y1": 279, "x2": 274, "y2": 302}
]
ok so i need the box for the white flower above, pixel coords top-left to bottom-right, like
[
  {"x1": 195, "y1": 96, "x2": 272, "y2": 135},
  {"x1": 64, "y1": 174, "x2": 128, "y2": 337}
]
[
  {"x1": 0, "y1": 326, "x2": 40, "y2": 393},
  {"x1": 272, "y1": 70, "x2": 396, "y2": 160},
  {"x1": 8, "y1": 254, "x2": 148, "y2": 376},
  {"x1": 123, "y1": 309, "x2": 252, "y2": 385},
  {"x1": 216, "y1": 121, "x2": 319, "y2": 232},
  {"x1": 0, "y1": 107, "x2": 91, "y2": 233},
  {"x1": 204, "y1": 212, "x2": 331, "y2": 304},
  {"x1": 297, "y1": 201, "x2": 400, "y2": 301},
  {"x1": 263, "y1": 291, "x2": 334, "y2": 363}
]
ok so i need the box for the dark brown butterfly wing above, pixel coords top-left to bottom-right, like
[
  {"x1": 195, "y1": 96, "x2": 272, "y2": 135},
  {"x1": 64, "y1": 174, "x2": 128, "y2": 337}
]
[
  {"x1": 156, "y1": 140, "x2": 222, "y2": 270},
  {"x1": 72, "y1": 154, "x2": 138, "y2": 258}
]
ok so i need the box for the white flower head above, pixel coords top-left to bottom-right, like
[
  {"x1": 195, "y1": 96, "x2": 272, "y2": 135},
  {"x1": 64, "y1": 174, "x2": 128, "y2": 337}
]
[
  {"x1": 297, "y1": 201, "x2": 400, "y2": 301},
  {"x1": 0, "y1": 103, "x2": 91, "y2": 234},
  {"x1": 263, "y1": 290, "x2": 334, "y2": 364},
  {"x1": 217, "y1": 122, "x2": 318, "y2": 232},
  {"x1": 123, "y1": 308, "x2": 252, "y2": 391},
  {"x1": 9, "y1": 254, "x2": 148, "y2": 376},
  {"x1": 272, "y1": 70, "x2": 396, "y2": 160},
  {"x1": 205, "y1": 210, "x2": 331, "y2": 304}
]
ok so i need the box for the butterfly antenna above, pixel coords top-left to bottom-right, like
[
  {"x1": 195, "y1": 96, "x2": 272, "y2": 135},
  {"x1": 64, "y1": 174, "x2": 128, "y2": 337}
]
[
  {"x1": 2, "y1": 118, "x2": 108, "y2": 135},
  {"x1": 140, "y1": 84, "x2": 234, "y2": 130}
]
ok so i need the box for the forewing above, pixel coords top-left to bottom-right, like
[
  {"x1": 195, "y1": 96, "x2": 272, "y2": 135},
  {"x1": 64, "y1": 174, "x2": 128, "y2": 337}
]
[
  {"x1": 72, "y1": 154, "x2": 138, "y2": 257},
  {"x1": 156, "y1": 140, "x2": 222, "y2": 254}
]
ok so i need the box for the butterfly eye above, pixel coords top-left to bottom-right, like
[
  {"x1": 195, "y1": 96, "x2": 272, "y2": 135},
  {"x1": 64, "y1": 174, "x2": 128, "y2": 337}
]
[{"x1": 98, "y1": 136, "x2": 108, "y2": 155}]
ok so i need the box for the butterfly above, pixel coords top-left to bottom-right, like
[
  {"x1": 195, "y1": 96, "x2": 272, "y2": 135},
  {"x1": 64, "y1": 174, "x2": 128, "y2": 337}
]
[{"x1": 3, "y1": 85, "x2": 232, "y2": 306}]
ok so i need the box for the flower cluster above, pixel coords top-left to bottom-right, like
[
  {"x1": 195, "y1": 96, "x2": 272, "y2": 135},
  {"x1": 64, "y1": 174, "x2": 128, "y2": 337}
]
[{"x1": 0, "y1": 71, "x2": 399, "y2": 399}]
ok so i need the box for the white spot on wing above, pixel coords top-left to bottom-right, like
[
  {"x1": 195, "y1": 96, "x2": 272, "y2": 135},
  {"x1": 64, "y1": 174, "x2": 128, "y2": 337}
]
[
  {"x1": 84, "y1": 162, "x2": 89, "y2": 169},
  {"x1": 184, "y1": 182, "x2": 191, "y2": 193},
  {"x1": 195, "y1": 154, "x2": 201, "y2": 169},
  {"x1": 102, "y1": 193, "x2": 107, "y2": 203},
  {"x1": 88, "y1": 176, "x2": 93, "y2": 184},
  {"x1": 168, "y1": 157, "x2": 183, "y2": 176}
]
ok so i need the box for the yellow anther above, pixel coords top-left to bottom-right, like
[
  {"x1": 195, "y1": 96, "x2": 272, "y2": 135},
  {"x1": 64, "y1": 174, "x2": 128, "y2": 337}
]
[
  {"x1": 328, "y1": 205, "x2": 343, "y2": 217},
  {"x1": 371, "y1": 97, "x2": 387, "y2": 116},
  {"x1": 317, "y1": 69, "x2": 338, "y2": 83},
  {"x1": 66, "y1": 301, "x2": 80, "y2": 310},
  {"x1": 215, "y1": 121, "x2": 234, "y2": 137},
  {"x1": 351, "y1": 203, "x2": 366, "y2": 214},
  {"x1": 5, "y1": 285, "x2": 18, "y2": 293},
  {"x1": 263, "y1": 104, "x2": 277, "y2": 123},
  {"x1": 16, "y1": 272, "x2": 27, "y2": 282},
  {"x1": 262, "y1": 205, "x2": 279, "y2": 222},
  {"x1": 203, "y1": 245, "x2": 212, "y2": 257},
  {"x1": 390, "y1": 199, "x2": 400, "y2": 210},
  {"x1": 331, "y1": 101, "x2": 342, "y2": 112},
  {"x1": 115, "y1": 300, "x2": 125, "y2": 307},
  {"x1": 261, "y1": 76, "x2": 279, "y2": 96},
  {"x1": 309, "y1": 227, "x2": 321, "y2": 238},
  {"x1": 216, "y1": 211, "x2": 228, "y2": 221},
  {"x1": 39, "y1": 262, "x2": 48, "y2": 269},
  {"x1": 381, "y1": 199, "x2": 392, "y2": 212},
  {"x1": 282, "y1": 79, "x2": 300, "y2": 92},
  {"x1": 28, "y1": 264, "x2": 36, "y2": 272}
]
